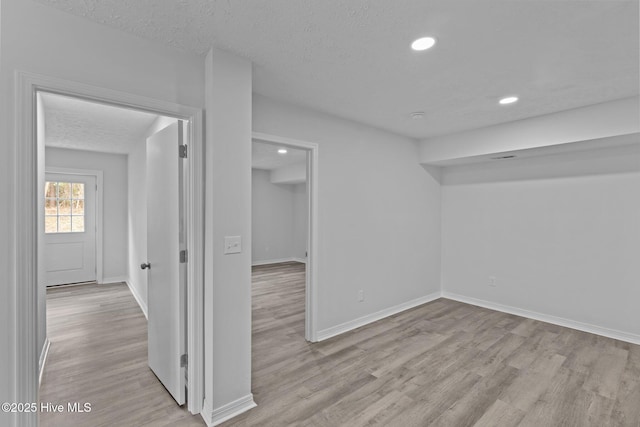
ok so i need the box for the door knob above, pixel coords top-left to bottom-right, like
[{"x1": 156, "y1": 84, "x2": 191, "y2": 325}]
[{"x1": 140, "y1": 263, "x2": 151, "y2": 270}]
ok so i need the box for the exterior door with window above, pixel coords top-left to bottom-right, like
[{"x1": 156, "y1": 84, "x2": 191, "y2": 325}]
[{"x1": 44, "y1": 173, "x2": 97, "y2": 286}]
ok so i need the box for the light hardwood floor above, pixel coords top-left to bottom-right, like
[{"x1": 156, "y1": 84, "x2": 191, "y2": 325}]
[
  {"x1": 222, "y1": 261, "x2": 640, "y2": 426},
  {"x1": 40, "y1": 283, "x2": 205, "y2": 427},
  {"x1": 40, "y1": 266, "x2": 640, "y2": 426}
]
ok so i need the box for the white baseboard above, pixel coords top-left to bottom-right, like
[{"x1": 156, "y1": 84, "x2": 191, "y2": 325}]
[
  {"x1": 101, "y1": 275, "x2": 128, "y2": 284},
  {"x1": 39, "y1": 338, "x2": 51, "y2": 385},
  {"x1": 125, "y1": 279, "x2": 148, "y2": 320},
  {"x1": 291, "y1": 257, "x2": 307, "y2": 264},
  {"x1": 252, "y1": 257, "x2": 305, "y2": 266},
  {"x1": 201, "y1": 394, "x2": 257, "y2": 426},
  {"x1": 317, "y1": 292, "x2": 442, "y2": 341},
  {"x1": 442, "y1": 292, "x2": 640, "y2": 346}
]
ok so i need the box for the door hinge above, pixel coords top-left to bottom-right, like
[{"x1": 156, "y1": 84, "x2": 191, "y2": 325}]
[
  {"x1": 180, "y1": 354, "x2": 188, "y2": 367},
  {"x1": 180, "y1": 250, "x2": 188, "y2": 263},
  {"x1": 179, "y1": 144, "x2": 188, "y2": 158}
]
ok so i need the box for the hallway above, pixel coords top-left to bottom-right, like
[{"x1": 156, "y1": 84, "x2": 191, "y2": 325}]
[{"x1": 40, "y1": 283, "x2": 204, "y2": 427}]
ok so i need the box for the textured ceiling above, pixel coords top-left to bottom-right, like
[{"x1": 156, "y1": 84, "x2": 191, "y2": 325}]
[
  {"x1": 35, "y1": 0, "x2": 640, "y2": 139},
  {"x1": 41, "y1": 92, "x2": 160, "y2": 154},
  {"x1": 252, "y1": 140, "x2": 307, "y2": 170}
]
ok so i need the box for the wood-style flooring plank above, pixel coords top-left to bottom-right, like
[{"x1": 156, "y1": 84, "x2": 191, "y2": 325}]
[
  {"x1": 222, "y1": 261, "x2": 640, "y2": 426},
  {"x1": 40, "y1": 282, "x2": 204, "y2": 427}
]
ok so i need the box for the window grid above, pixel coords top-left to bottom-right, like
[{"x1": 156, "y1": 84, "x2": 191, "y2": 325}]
[{"x1": 45, "y1": 181, "x2": 85, "y2": 233}]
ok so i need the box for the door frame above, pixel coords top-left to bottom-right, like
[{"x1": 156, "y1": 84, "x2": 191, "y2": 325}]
[
  {"x1": 44, "y1": 167, "x2": 104, "y2": 284},
  {"x1": 252, "y1": 132, "x2": 319, "y2": 342},
  {"x1": 15, "y1": 71, "x2": 205, "y2": 420}
]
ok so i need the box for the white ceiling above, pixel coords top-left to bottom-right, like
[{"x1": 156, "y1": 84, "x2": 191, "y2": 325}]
[
  {"x1": 35, "y1": 0, "x2": 639, "y2": 139},
  {"x1": 41, "y1": 92, "x2": 160, "y2": 154},
  {"x1": 252, "y1": 140, "x2": 307, "y2": 170}
]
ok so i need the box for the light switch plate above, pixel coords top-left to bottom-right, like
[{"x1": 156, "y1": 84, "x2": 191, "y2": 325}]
[{"x1": 224, "y1": 236, "x2": 242, "y2": 254}]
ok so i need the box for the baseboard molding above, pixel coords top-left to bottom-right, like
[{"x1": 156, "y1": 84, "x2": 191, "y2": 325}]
[
  {"x1": 442, "y1": 292, "x2": 640, "y2": 346},
  {"x1": 39, "y1": 338, "x2": 51, "y2": 386},
  {"x1": 201, "y1": 394, "x2": 257, "y2": 426},
  {"x1": 101, "y1": 275, "x2": 128, "y2": 284},
  {"x1": 251, "y1": 257, "x2": 305, "y2": 266},
  {"x1": 317, "y1": 291, "x2": 442, "y2": 341},
  {"x1": 291, "y1": 257, "x2": 307, "y2": 264},
  {"x1": 125, "y1": 279, "x2": 148, "y2": 320}
]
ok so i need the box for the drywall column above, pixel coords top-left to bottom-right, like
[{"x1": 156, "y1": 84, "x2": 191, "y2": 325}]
[{"x1": 203, "y1": 49, "x2": 254, "y2": 425}]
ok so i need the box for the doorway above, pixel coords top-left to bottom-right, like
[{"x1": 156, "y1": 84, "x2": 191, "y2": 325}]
[
  {"x1": 14, "y1": 72, "x2": 205, "y2": 422},
  {"x1": 37, "y1": 91, "x2": 194, "y2": 420},
  {"x1": 43, "y1": 171, "x2": 98, "y2": 286},
  {"x1": 251, "y1": 133, "x2": 319, "y2": 342}
]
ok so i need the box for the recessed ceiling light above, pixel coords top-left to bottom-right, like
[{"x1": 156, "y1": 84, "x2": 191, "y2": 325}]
[
  {"x1": 277, "y1": 148, "x2": 288, "y2": 154},
  {"x1": 410, "y1": 112, "x2": 426, "y2": 120},
  {"x1": 499, "y1": 96, "x2": 519, "y2": 105},
  {"x1": 411, "y1": 37, "x2": 437, "y2": 51}
]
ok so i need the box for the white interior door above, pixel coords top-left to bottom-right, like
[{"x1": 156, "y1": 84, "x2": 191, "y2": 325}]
[
  {"x1": 44, "y1": 173, "x2": 97, "y2": 286},
  {"x1": 144, "y1": 121, "x2": 186, "y2": 405}
]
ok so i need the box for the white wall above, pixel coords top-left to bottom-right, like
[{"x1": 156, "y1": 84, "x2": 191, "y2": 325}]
[
  {"x1": 441, "y1": 144, "x2": 640, "y2": 339},
  {"x1": 127, "y1": 116, "x2": 177, "y2": 316},
  {"x1": 253, "y1": 94, "x2": 442, "y2": 333},
  {"x1": 46, "y1": 147, "x2": 129, "y2": 281},
  {"x1": 270, "y1": 162, "x2": 306, "y2": 184},
  {"x1": 252, "y1": 169, "x2": 306, "y2": 264},
  {"x1": 36, "y1": 94, "x2": 47, "y2": 366},
  {"x1": 292, "y1": 183, "x2": 308, "y2": 261},
  {"x1": 1, "y1": 0, "x2": 204, "y2": 417}
]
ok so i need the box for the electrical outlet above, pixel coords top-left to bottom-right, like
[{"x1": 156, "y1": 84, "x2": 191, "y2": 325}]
[
  {"x1": 357, "y1": 290, "x2": 364, "y2": 302},
  {"x1": 488, "y1": 276, "x2": 497, "y2": 287}
]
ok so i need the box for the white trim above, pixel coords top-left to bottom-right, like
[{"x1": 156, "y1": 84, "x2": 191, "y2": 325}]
[
  {"x1": 442, "y1": 292, "x2": 640, "y2": 346},
  {"x1": 38, "y1": 338, "x2": 51, "y2": 386},
  {"x1": 185, "y1": 109, "x2": 205, "y2": 415},
  {"x1": 251, "y1": 257, "x2": 305, "y2": 266},
  {"x1": 201, "y1": 395, "x2": 257, "y2": 427},
  {"x1": 200, "y1": 399, "x2": 214, "y2": 426},
  {"x1": 15, "y1": 71, "x2": 39, "y2": 427},
  {"x1": 291, "y1": 257, "x2": 307, "y2": 264},
  {"x1": 15, "y1": 71, "x2": 205, "y2": 420},
  {"x1": 101, "y1": 275, "x2": 128, "y2": 284},
  {"x1": 317, "y1": 292, "x2": 442, "y2": 341},
  {"x1": 252, "y1": 132, "x2": 319, "y2": 342},
  {"x1": 125, "y1": 279, "x2": 148, "y2": 319},
  {"x1": 45, "y1": 167, "x2": 104, "y2": 284}
]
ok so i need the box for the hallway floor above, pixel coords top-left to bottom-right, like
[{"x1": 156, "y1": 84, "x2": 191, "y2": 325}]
[{"x1": 40, "y1": 282, "x2": 204, "y2": 427}]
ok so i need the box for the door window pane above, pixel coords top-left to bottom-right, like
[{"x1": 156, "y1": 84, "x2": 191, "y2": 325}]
[
  {"x1": 71, "y1": 216, "x2": 85, "y2": 232},
  {"x1": 45, "y1": 182, "x2": 57, "y2": 199},
  {"x1": 57, "y1": 182, "x2": 71, "y2": 199},
  {"x1": 45, "y1": 216, "x2": 58, "y2": 233},
  {"x1": 72, "y1": 199, "x2": 84, "y2": 216},
  {"x1": 58, "y1": 199, "x2": 72, "y2": 215},
  {"x1": 58, "y1": 216, "x2": 72, "y2": 232},
  {"x1": 45, "y1": 181, "x2": 86, "y2": 233},
  {"x1": 72, "y1": 183, "x2": 84, "y2": 199},
  {"x1": 45, "y1": 199, "x2": 57, "y2": 215}
]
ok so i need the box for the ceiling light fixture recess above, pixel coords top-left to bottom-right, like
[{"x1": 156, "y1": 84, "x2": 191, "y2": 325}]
[
  {"x1": 499, "y1": 96, "x2": 519, "y2": 105},
  {"x1": 411, "y1": 37, "x2": 436, "y2": 51},
  {"x1": 410, "y1": 112, "x2": 426, "y2": 120},
  {"x1": 277, "y1": 148, "x2": 288, "y2": 154}
]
